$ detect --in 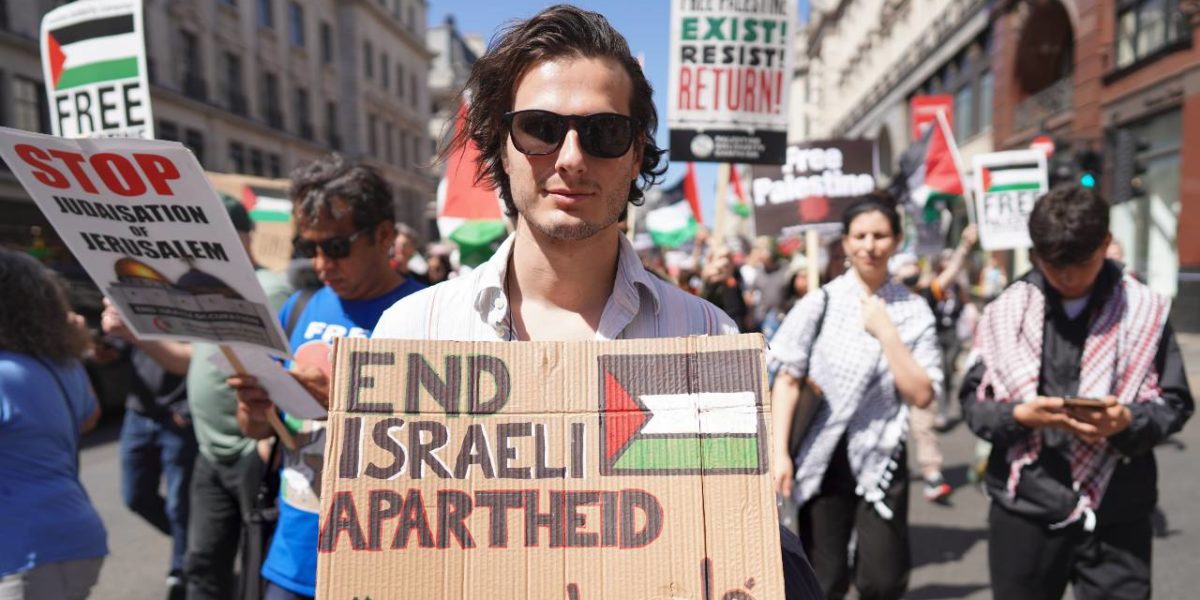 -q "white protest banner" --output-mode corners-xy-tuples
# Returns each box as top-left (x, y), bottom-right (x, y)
(0, 127), (290, 355)
(972, 150), (1048, 251)
(41, 0), (154, 139)
(668, 0), (795, 164)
